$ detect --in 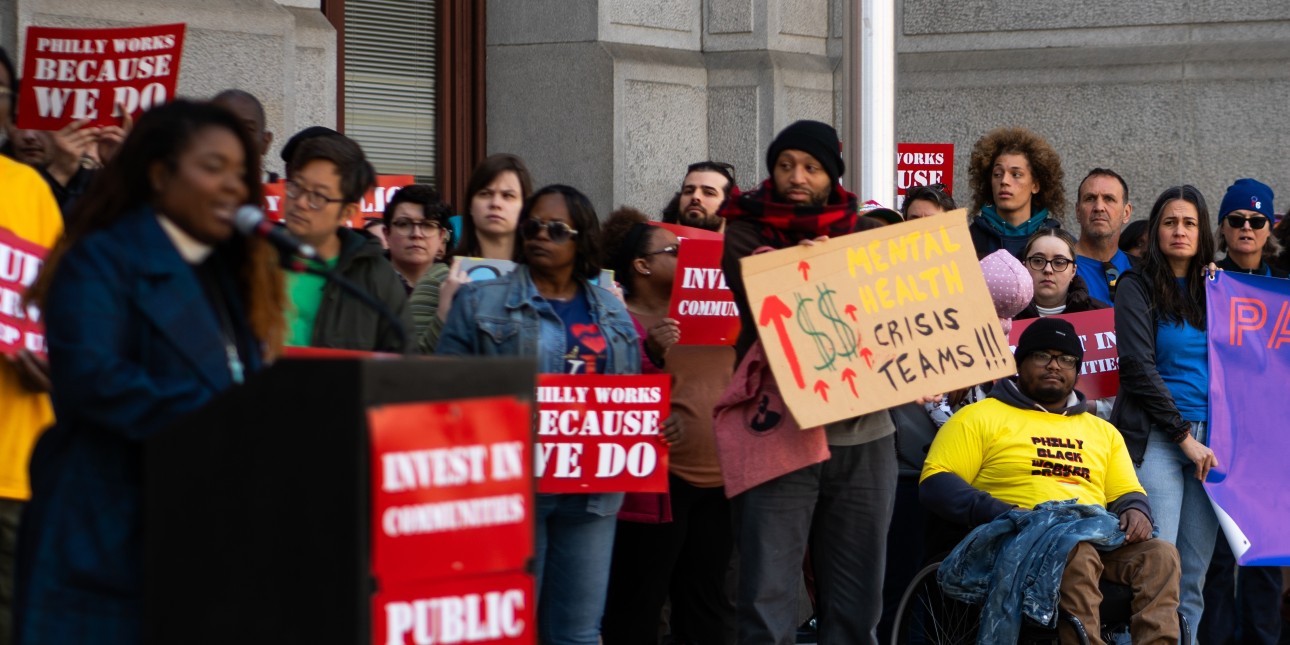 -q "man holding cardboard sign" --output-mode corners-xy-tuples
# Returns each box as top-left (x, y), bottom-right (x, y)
(718, 120), (896, 645)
